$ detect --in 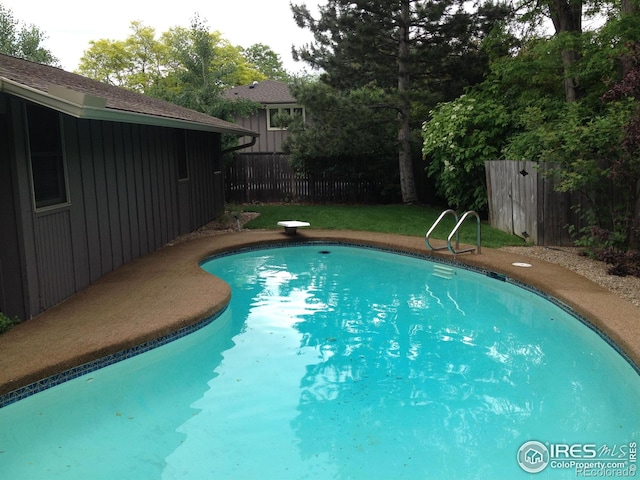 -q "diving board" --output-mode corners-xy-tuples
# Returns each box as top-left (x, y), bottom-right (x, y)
(277, 221), (310, 235)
